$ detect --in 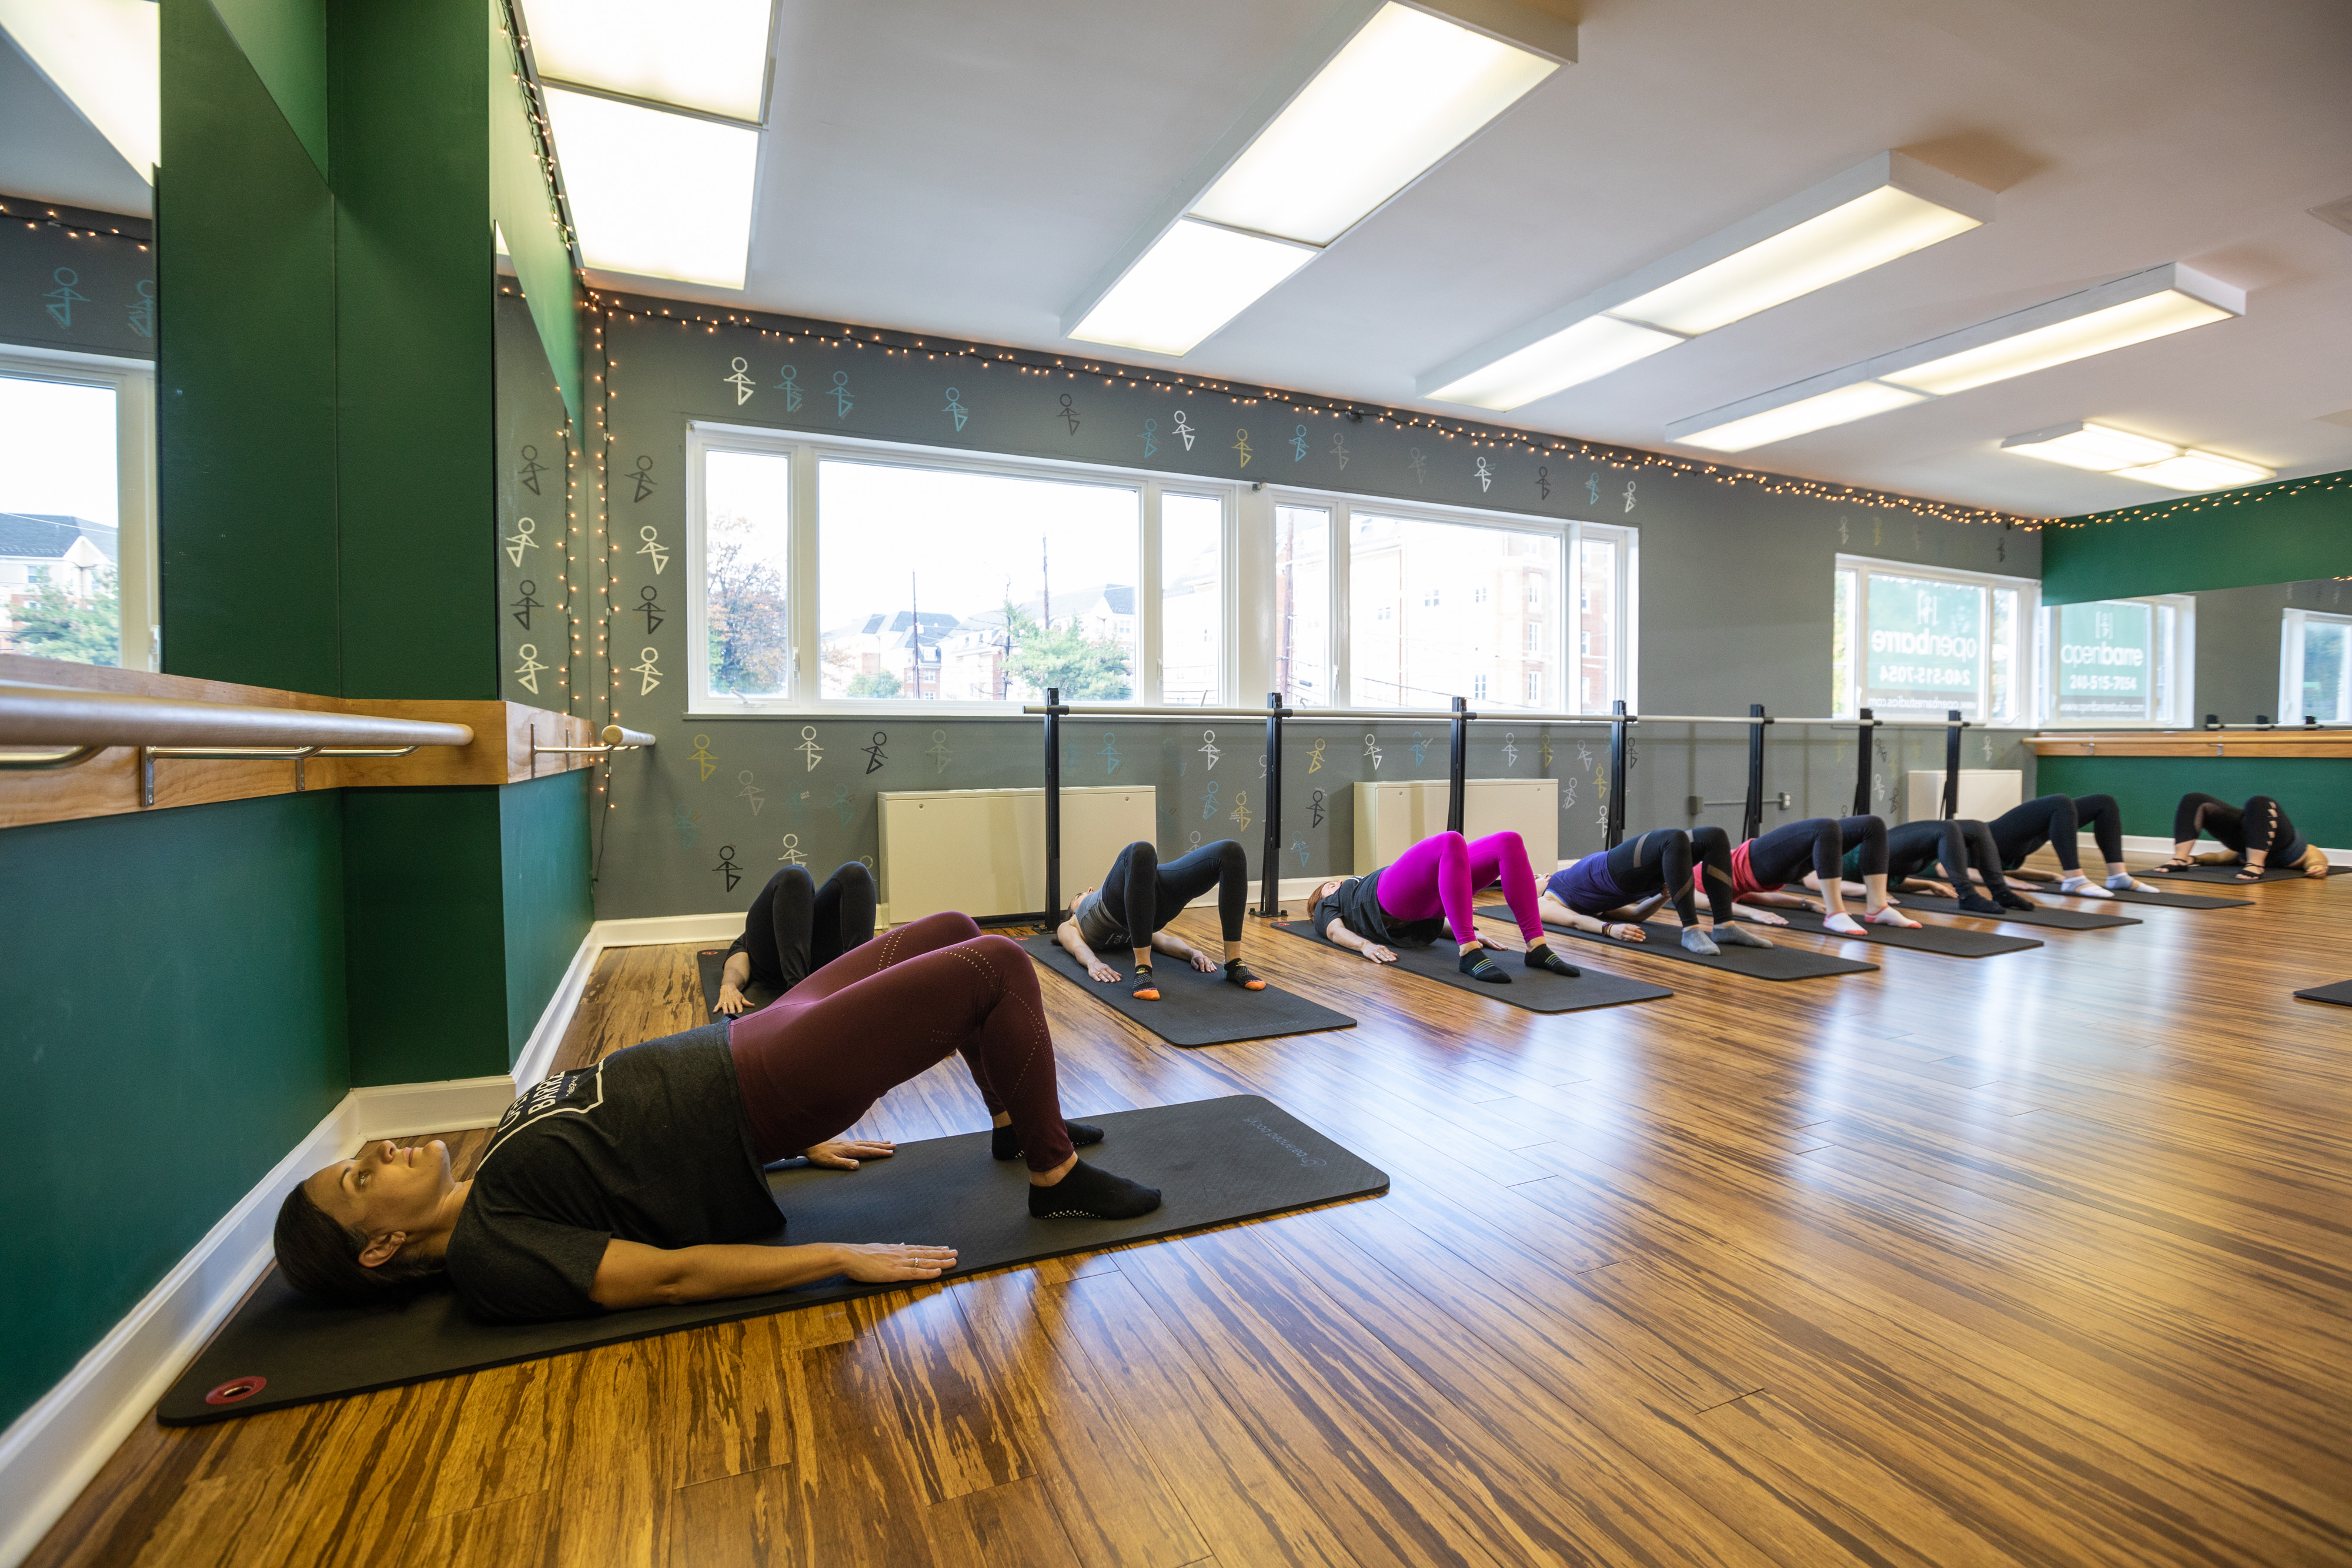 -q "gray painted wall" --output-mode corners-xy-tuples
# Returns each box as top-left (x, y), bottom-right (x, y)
(489, 297), (2042, 919)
